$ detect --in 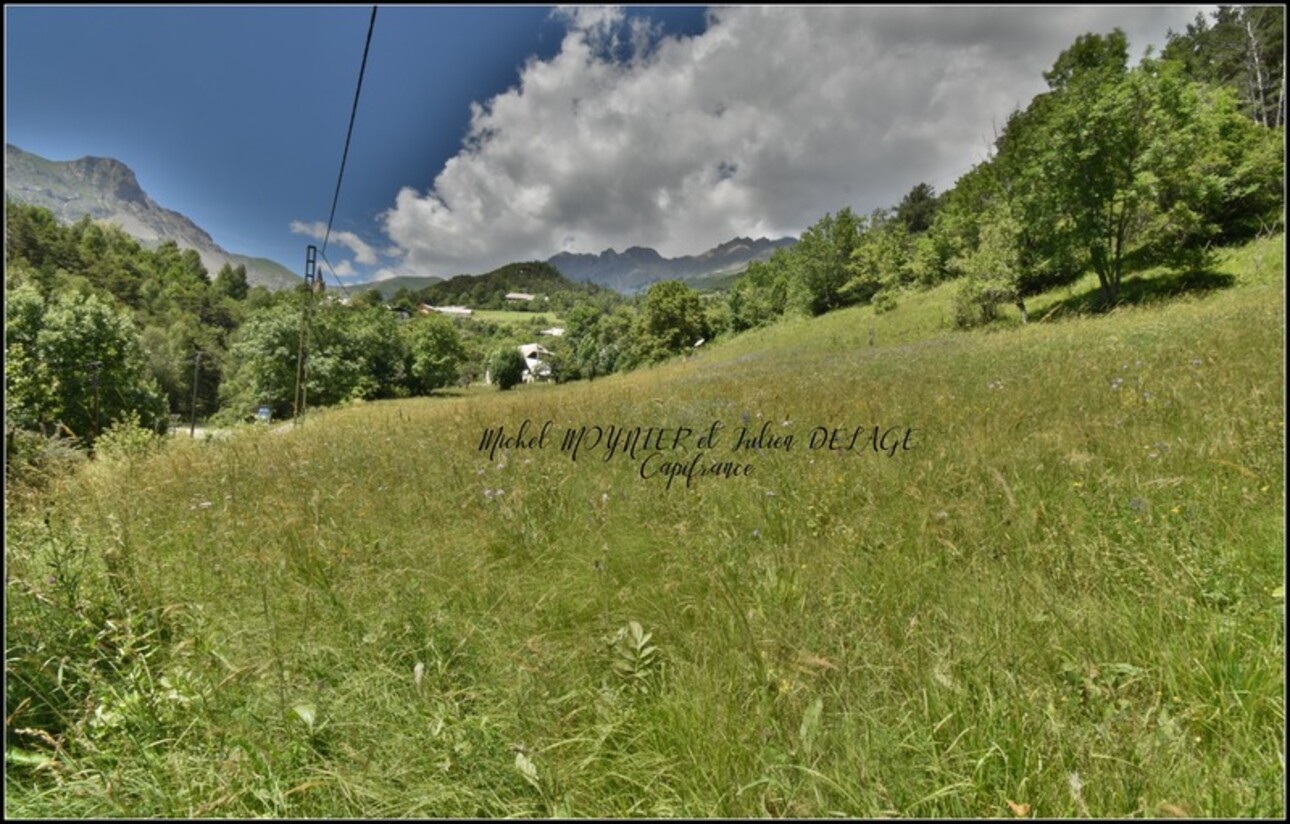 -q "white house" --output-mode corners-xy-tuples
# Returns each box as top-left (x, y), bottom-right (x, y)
(506, 292), (536, 302)
(539, 327), (566, 337)
(519, 343), (553, 383)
